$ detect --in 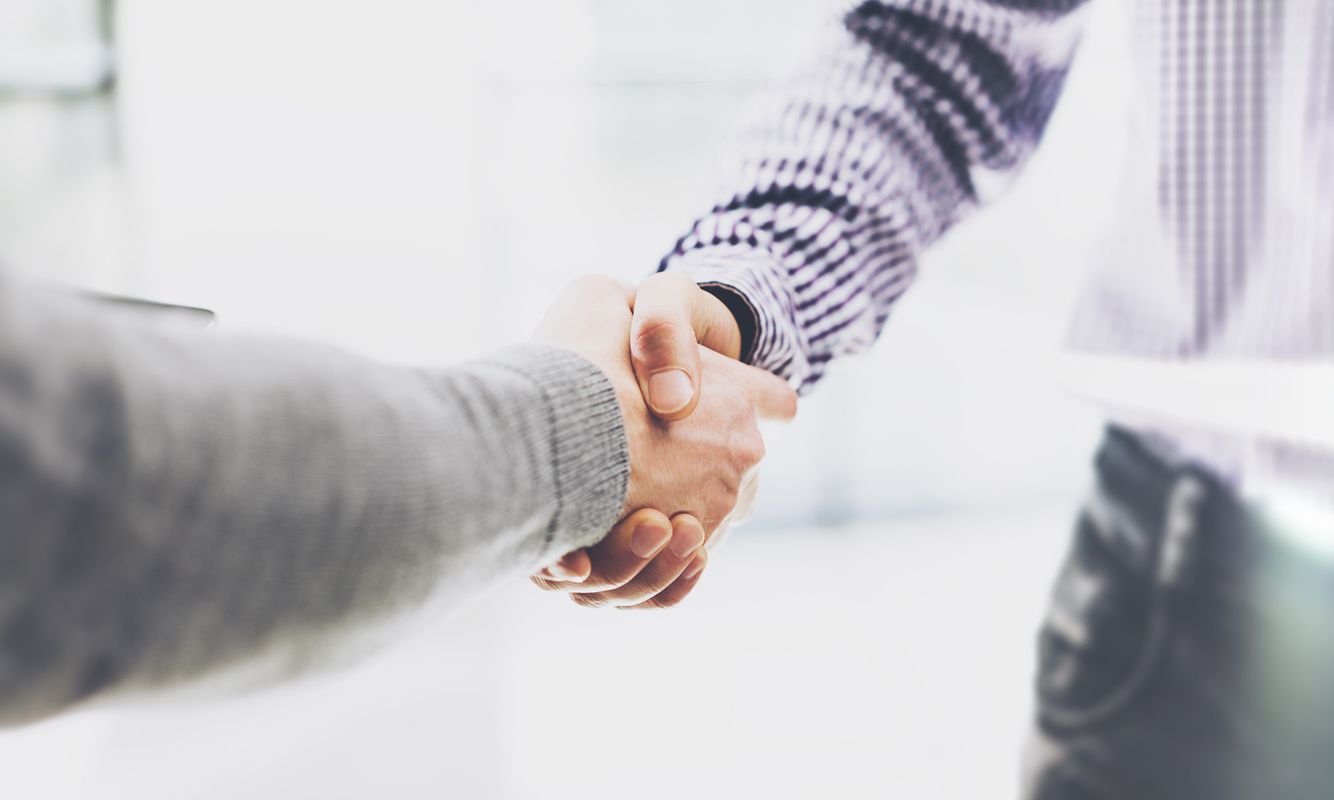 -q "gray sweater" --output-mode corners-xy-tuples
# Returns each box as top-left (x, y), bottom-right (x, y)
(0, 274), (629, 725)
